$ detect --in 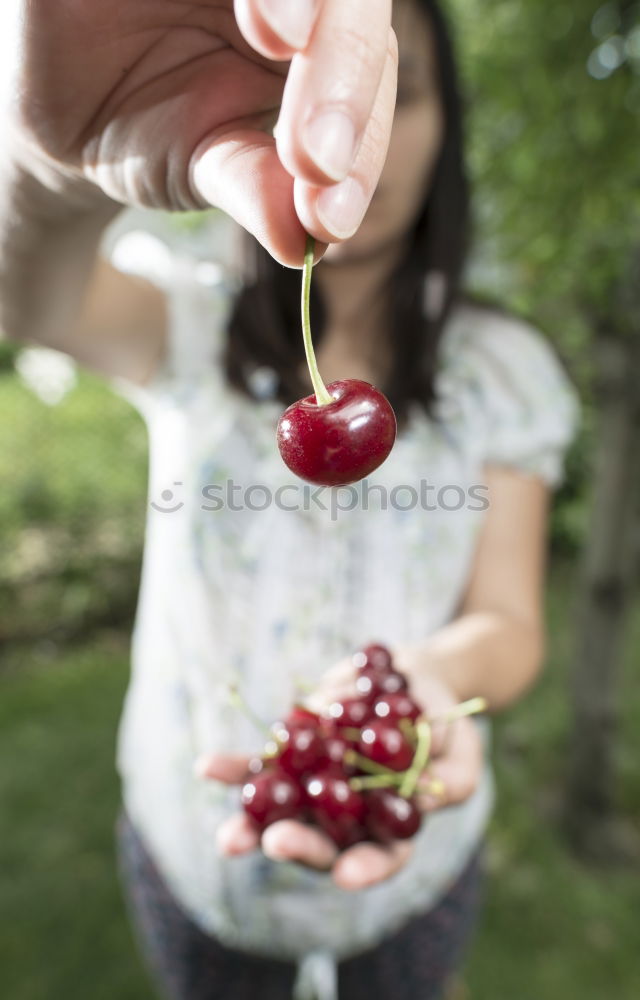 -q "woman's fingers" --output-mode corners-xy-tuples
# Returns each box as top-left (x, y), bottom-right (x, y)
(417, 718), (483, 812)
(236, 0), (321, 59)
(293, 25), (398, 241)
(217, 811), (261, 855)
(332, 839), (414, 891)
(261, 818), (339, 869)
(240, 0), (394, 185)
(217, 810), (415, 890)
(275, 0), (393, 182)
(199, 0), (397, 261)
(194, 752), (253, 783)
(191, 134), (326, 268)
